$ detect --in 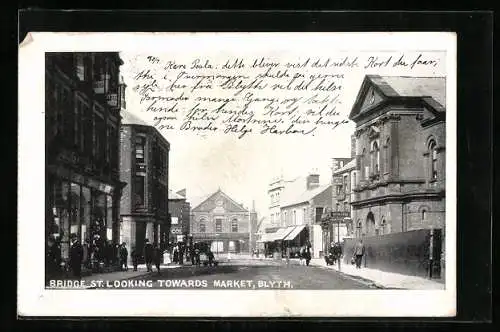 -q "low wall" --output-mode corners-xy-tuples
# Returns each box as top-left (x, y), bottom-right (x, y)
(343, 229), (443, 279)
